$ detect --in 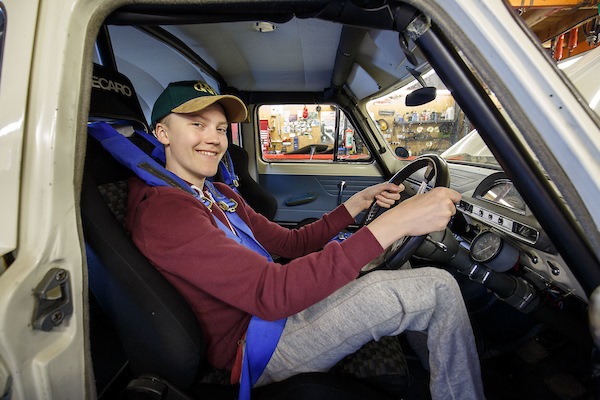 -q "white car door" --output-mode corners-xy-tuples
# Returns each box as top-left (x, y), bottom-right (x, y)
(0, 0), (89, 398)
